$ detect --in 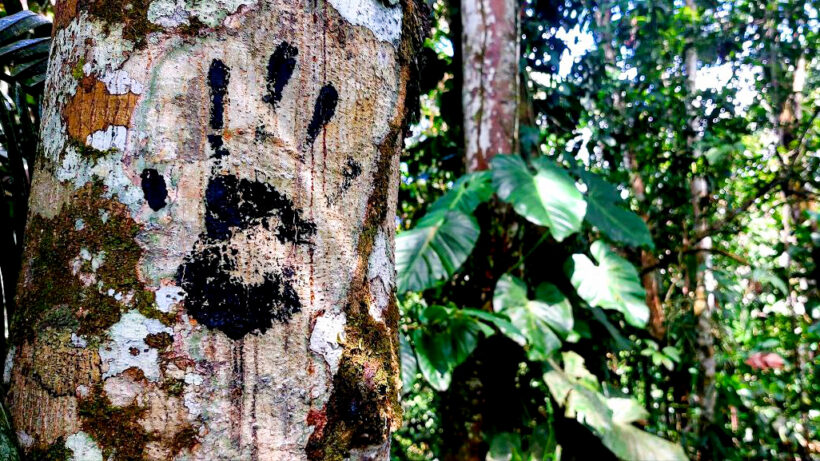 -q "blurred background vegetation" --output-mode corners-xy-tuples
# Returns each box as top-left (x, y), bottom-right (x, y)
(0, 0), (818, 460)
